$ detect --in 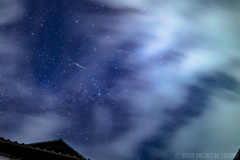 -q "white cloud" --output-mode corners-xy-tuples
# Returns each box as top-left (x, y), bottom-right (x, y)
(0, 112), (70, 144)
(86, 1), (240, 159)
(0, 0), (24, 25)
